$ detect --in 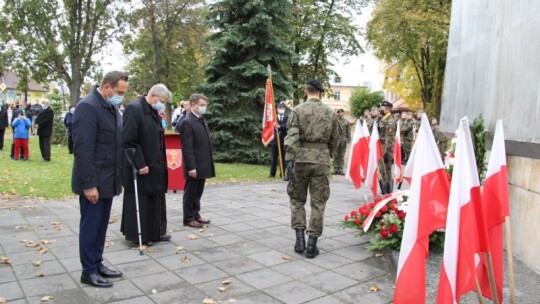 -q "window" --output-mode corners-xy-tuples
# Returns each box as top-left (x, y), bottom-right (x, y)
(360, 64), (365, 73)
(334, 76), (341, 83)
(335, 91), (341, 101)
